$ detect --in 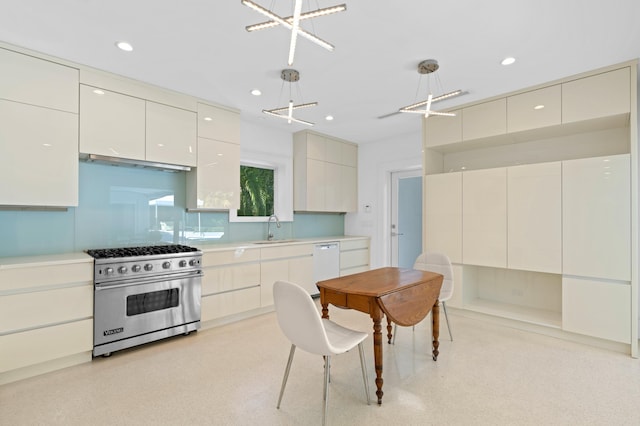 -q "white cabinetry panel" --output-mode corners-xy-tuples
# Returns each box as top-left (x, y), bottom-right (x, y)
(424, 172), (462, 263)
(507, 162), (561, 273)
(562, 154), (630, 280)
(146, 102), (197, 166)
(196, 103), (240, 144)
(0, 100), (78, 206)
(563, 277), (630, 343)
(462, 168), (507, 268)
(79, 84), (146, 160)
(507, 85), (561, 133)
